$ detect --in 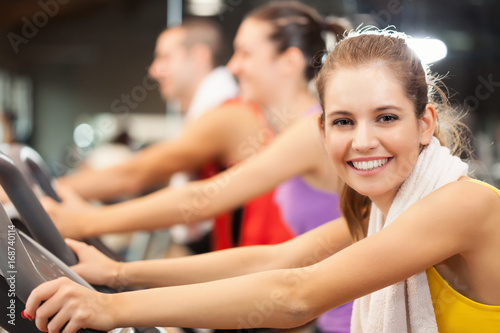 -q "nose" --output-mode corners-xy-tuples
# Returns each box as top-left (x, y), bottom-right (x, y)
(352, 122), (378, 152)
(148, 58), (161, 81)
(227, 53), (240, 76)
